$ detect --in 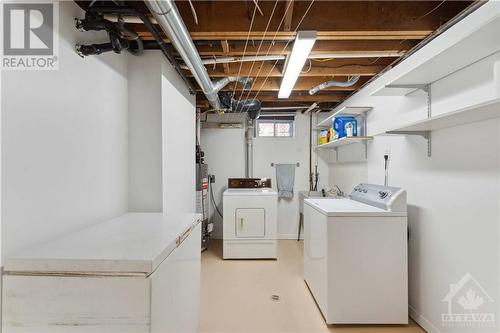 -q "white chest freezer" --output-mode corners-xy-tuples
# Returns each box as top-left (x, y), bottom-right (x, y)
(2, 212), (202, 333)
